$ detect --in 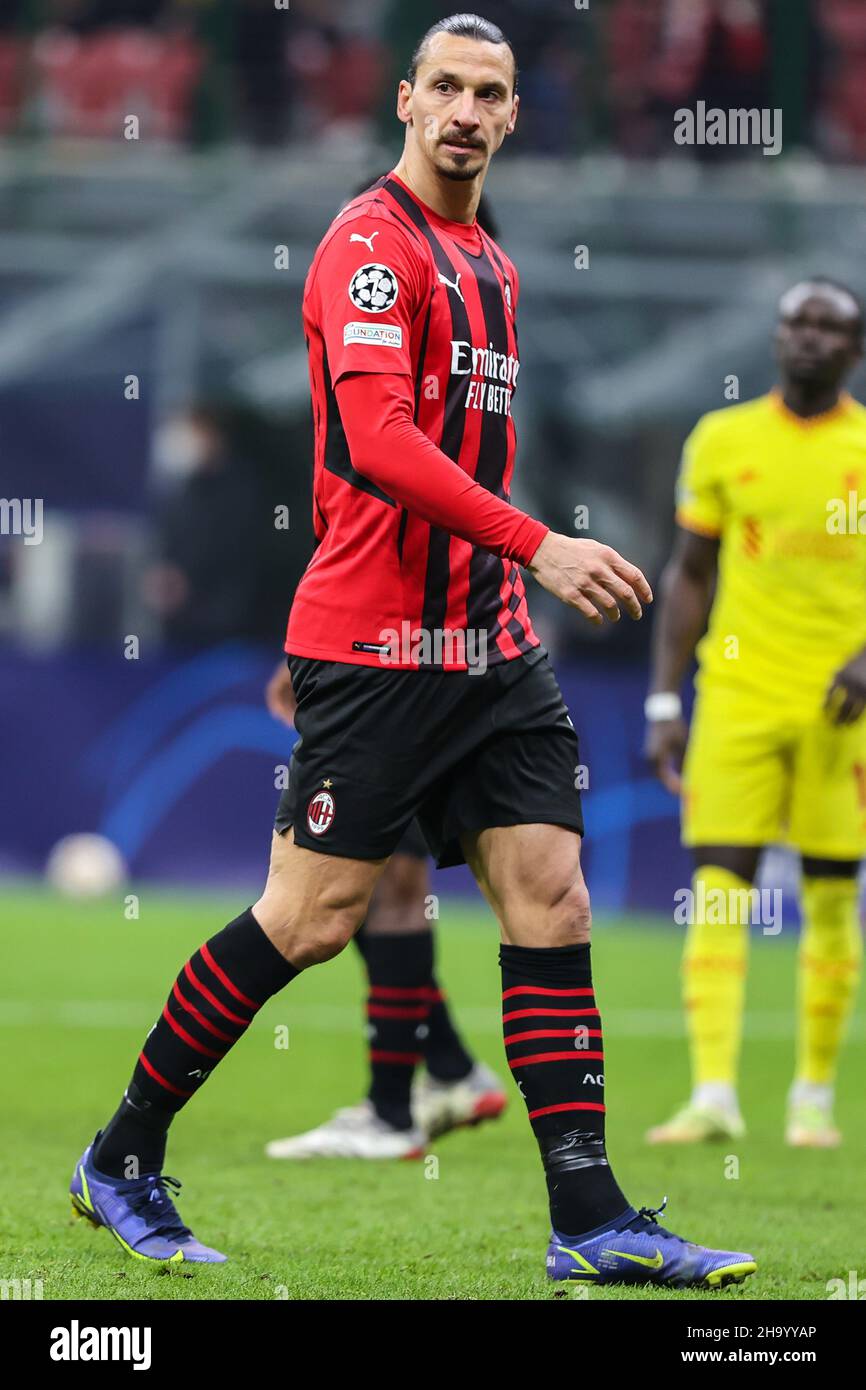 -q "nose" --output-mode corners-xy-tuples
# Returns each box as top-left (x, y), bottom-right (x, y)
(795, 328), (822, 351)
(452, 93), (481, 131)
